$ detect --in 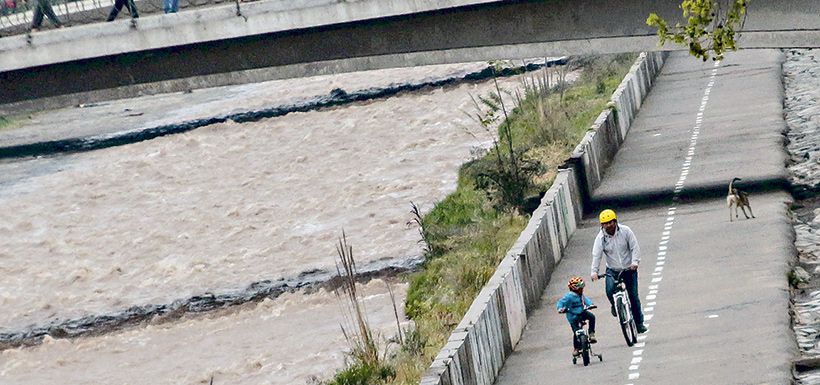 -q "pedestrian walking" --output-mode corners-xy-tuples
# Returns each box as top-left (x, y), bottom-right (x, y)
(29, 0), (63, 32)
(106, 0), (138, 21)
(163, 0), (177, 13)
